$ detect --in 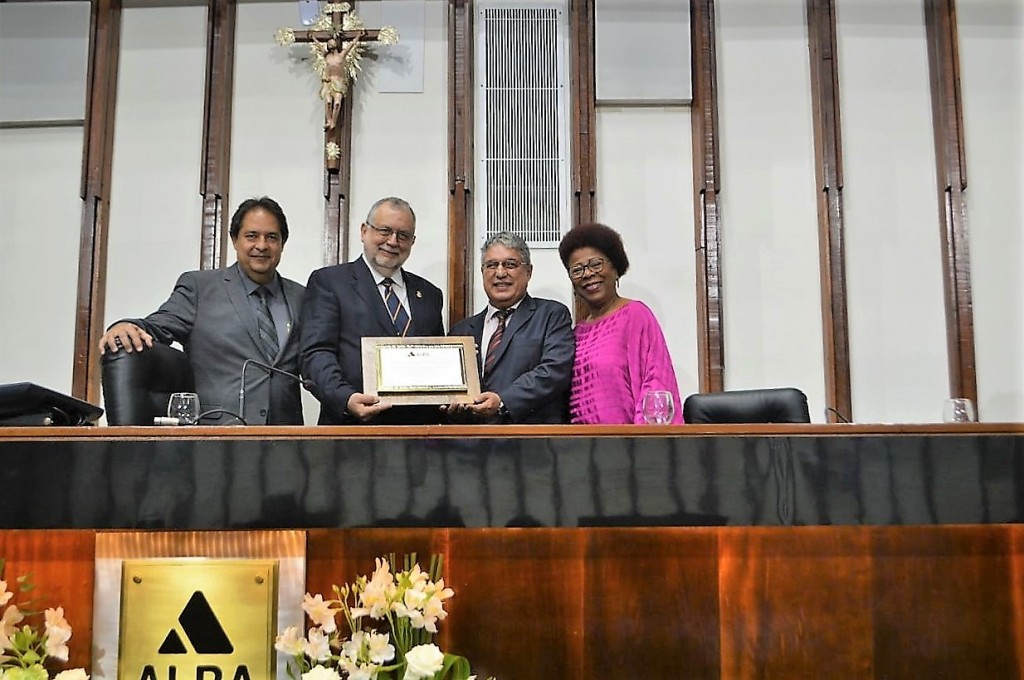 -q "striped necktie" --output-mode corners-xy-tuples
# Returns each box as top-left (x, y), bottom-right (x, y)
(484, 308), (511, 374)
(381, 278), (411, 336)
(254, 285), (280, 361)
